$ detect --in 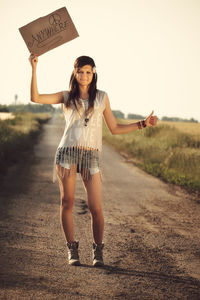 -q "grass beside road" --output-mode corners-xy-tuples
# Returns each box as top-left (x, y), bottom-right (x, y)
(0, 112), (51, 176)
(103, 120), (200, 195)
